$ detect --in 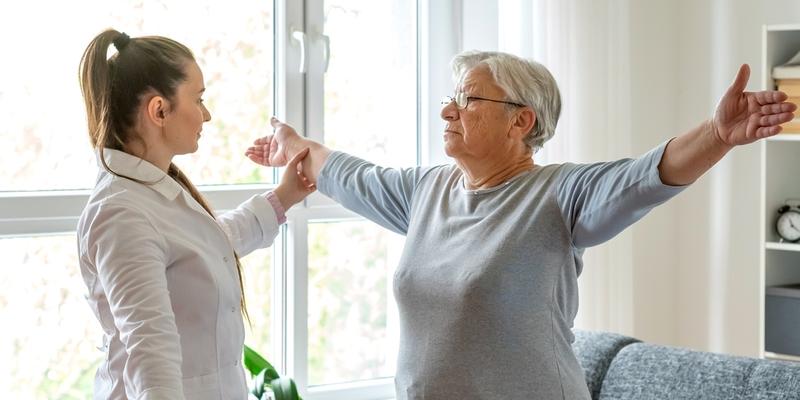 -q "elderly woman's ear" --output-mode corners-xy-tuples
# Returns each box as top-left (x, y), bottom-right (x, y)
(510, 107), (536, 140)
